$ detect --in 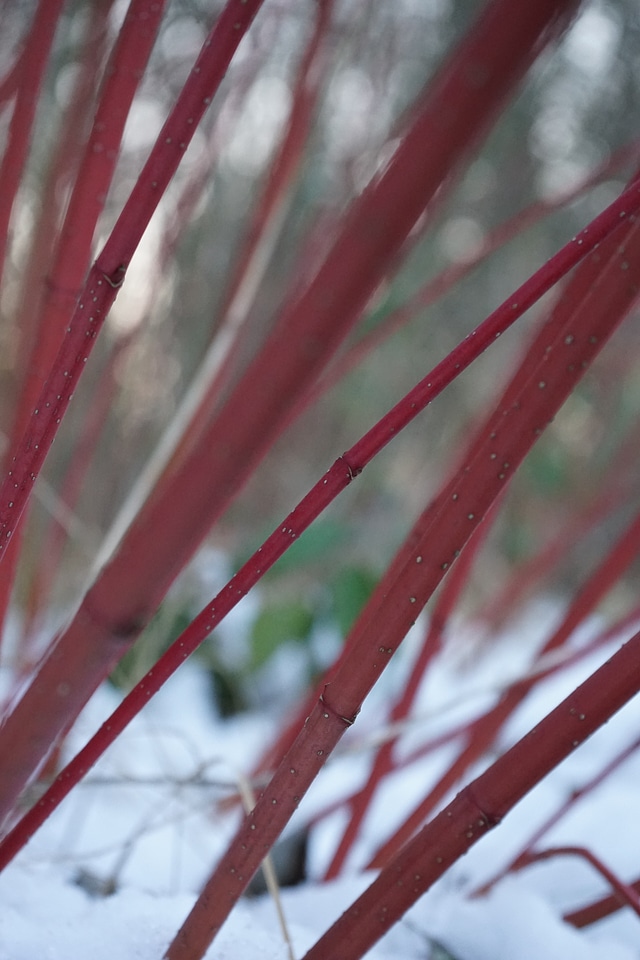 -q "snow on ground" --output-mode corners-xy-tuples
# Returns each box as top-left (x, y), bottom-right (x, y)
(1, 601), (640, 959)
